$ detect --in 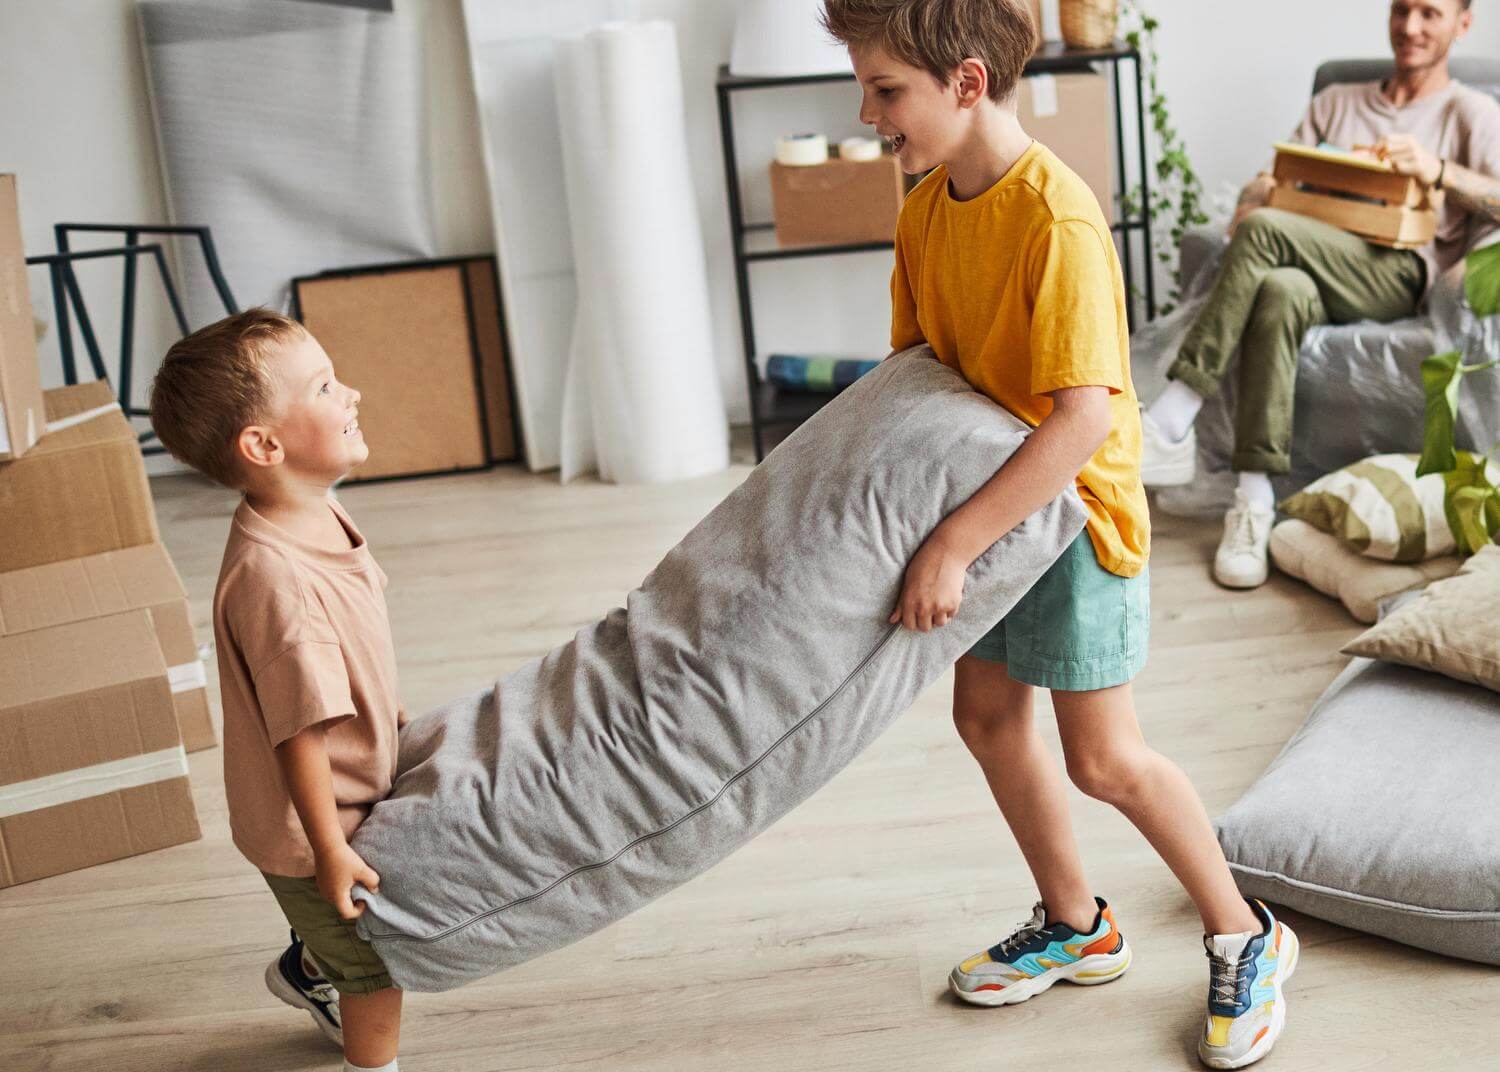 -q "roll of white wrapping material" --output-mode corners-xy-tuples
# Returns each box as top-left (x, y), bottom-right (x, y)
(838, 136), (882, 162)
(554, 21), (728, 484)
(775, 133), (830, 166)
